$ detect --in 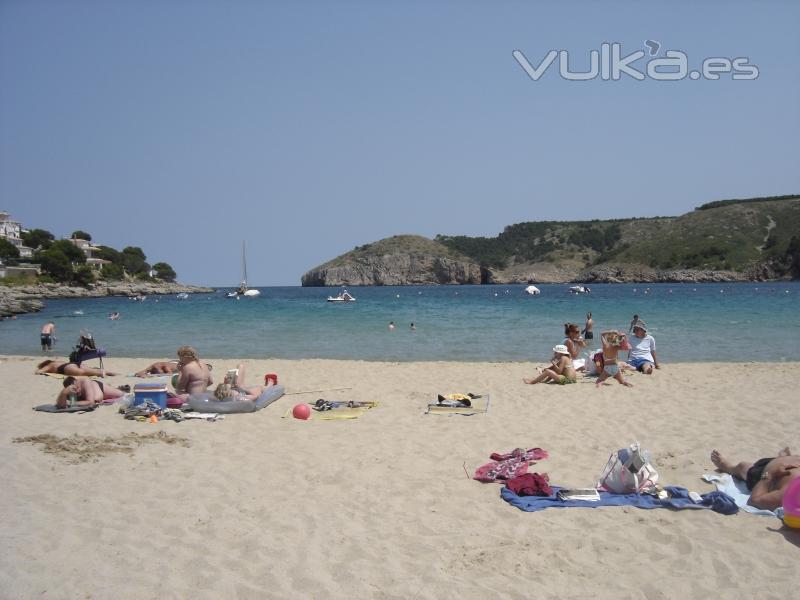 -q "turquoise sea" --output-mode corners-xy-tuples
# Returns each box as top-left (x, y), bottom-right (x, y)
(1, 283), (798, 362)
